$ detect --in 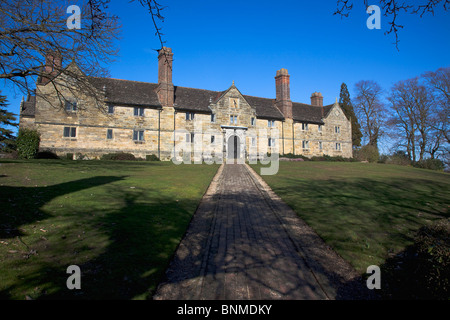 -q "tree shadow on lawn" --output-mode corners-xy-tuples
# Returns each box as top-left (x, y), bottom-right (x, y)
(0, 176), (126, 239)
(0, 182), (199, 300)
(265, 176), (449, 298)
(270, 176), (449, 228)
(1, 173), (447, 300)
